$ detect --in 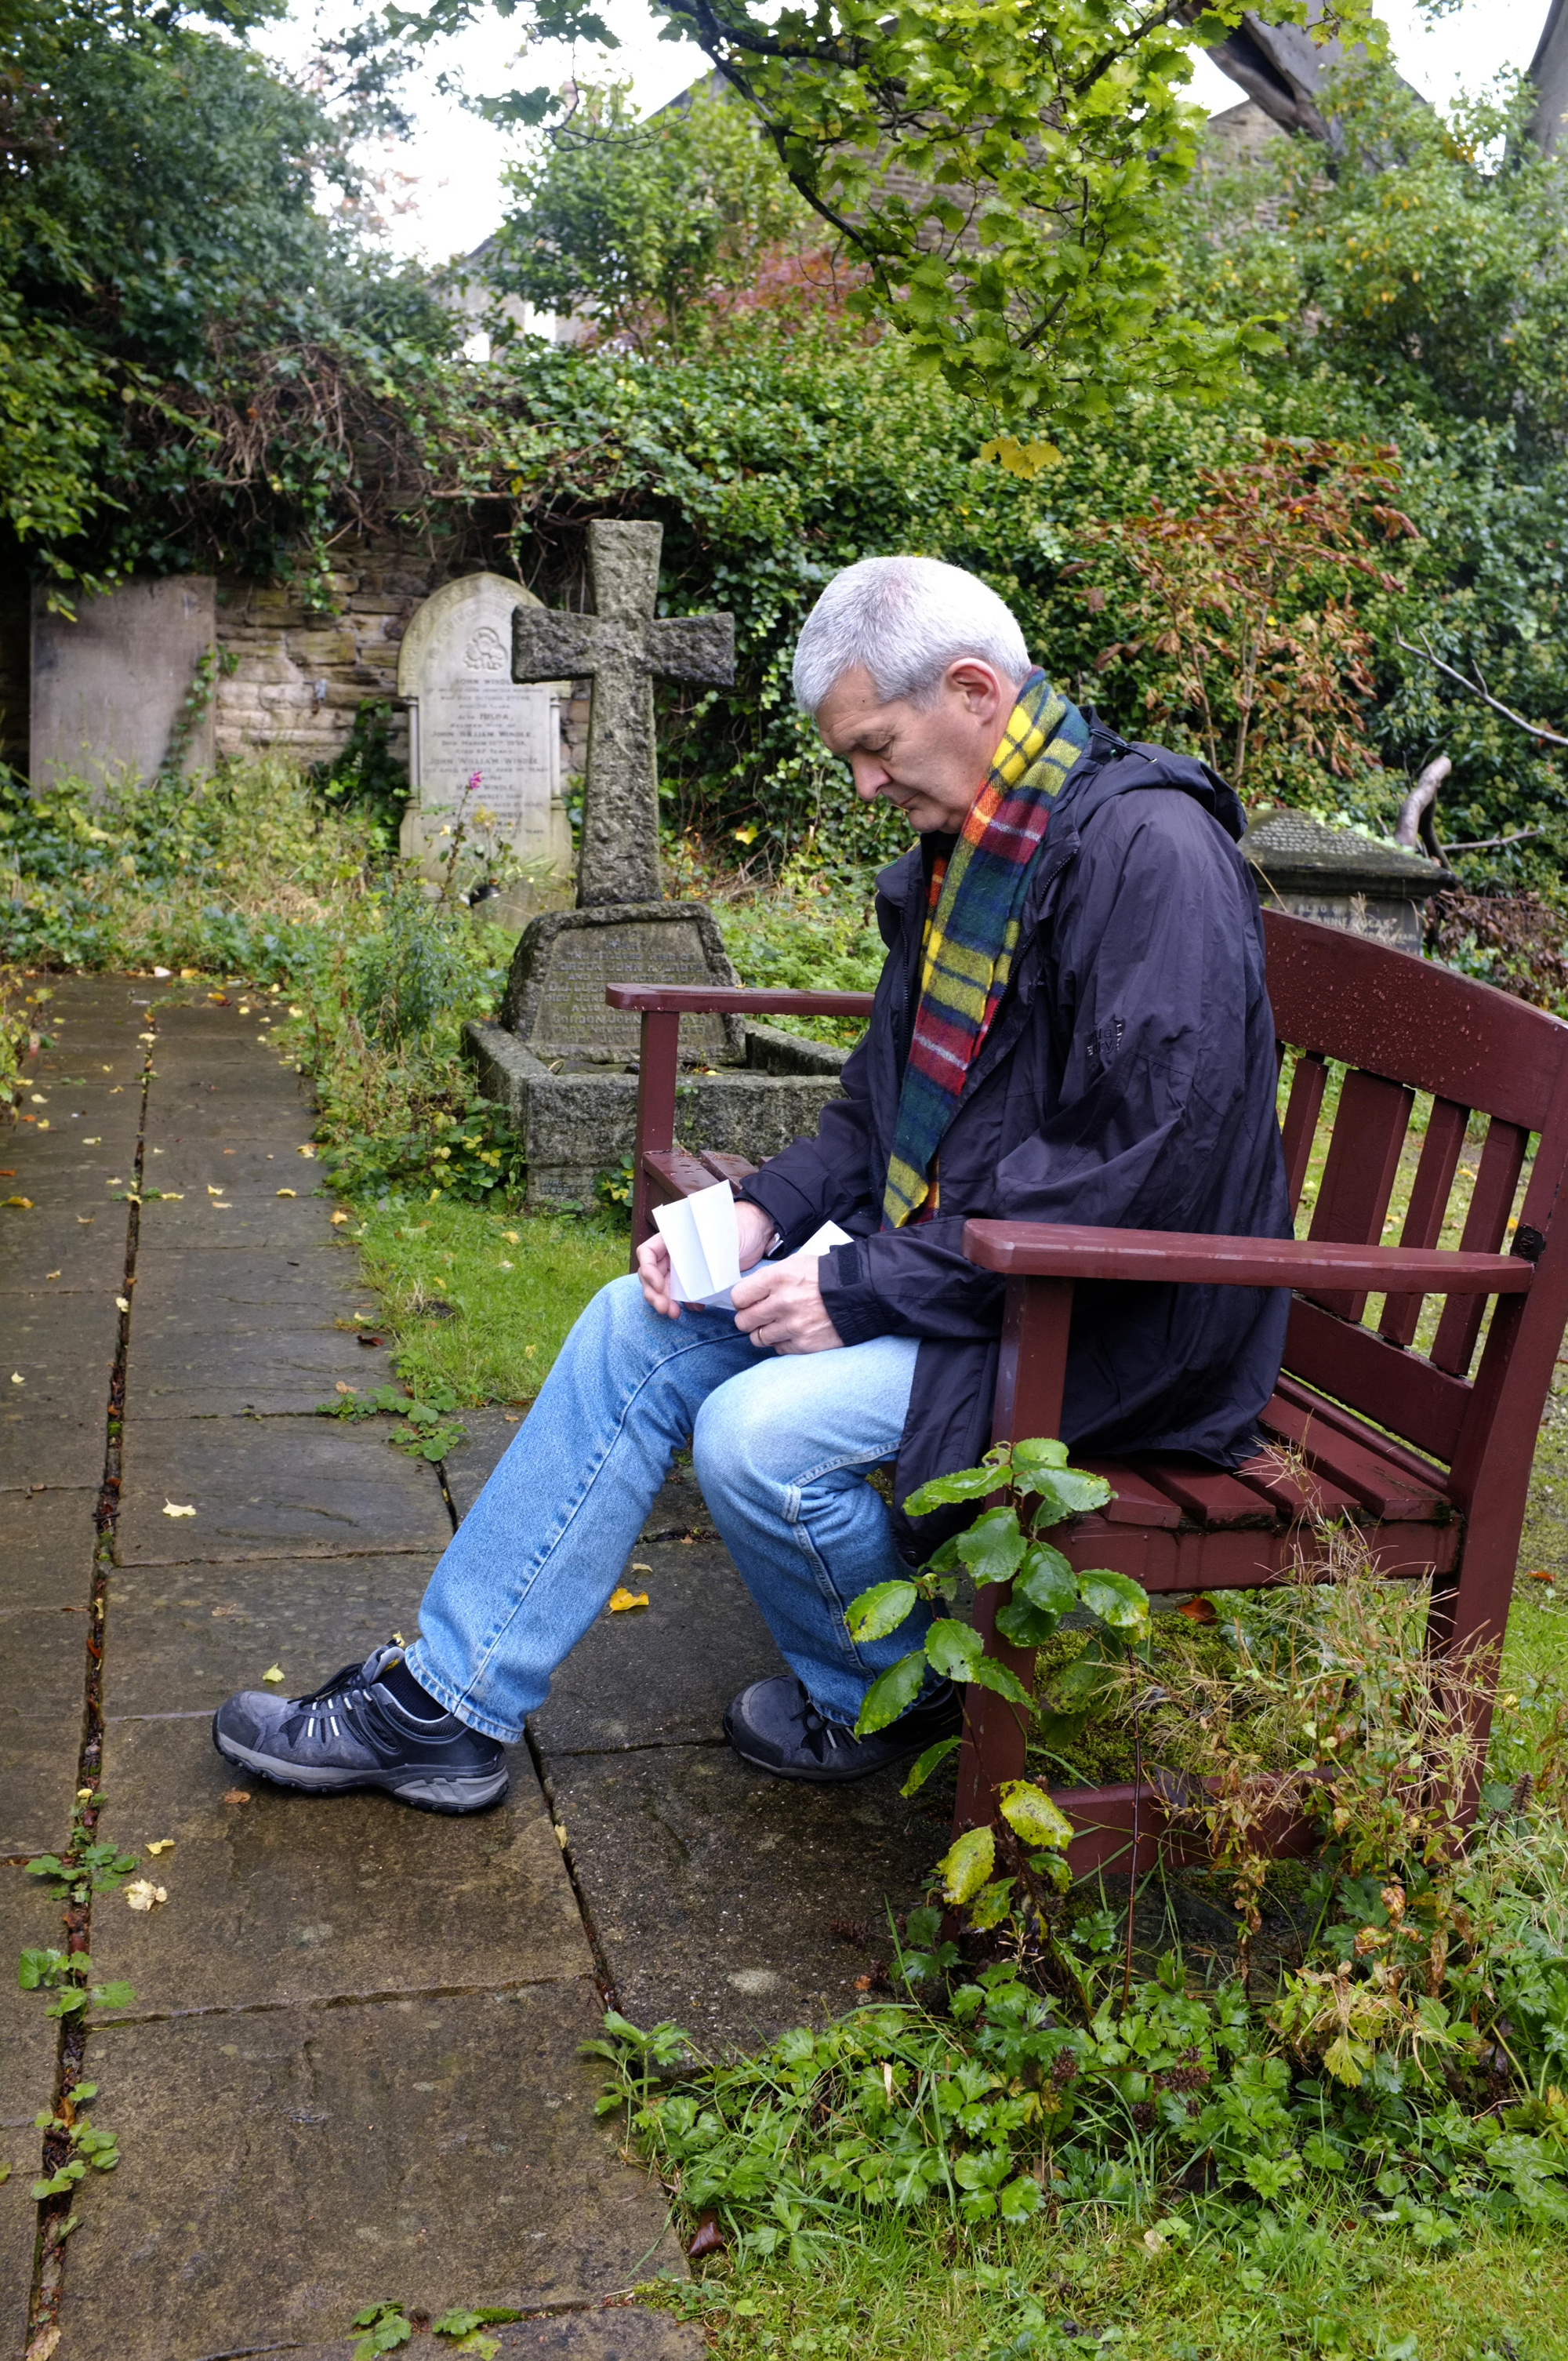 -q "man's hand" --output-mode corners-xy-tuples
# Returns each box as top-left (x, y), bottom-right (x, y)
(731, 1257), (844, 1355)
(636, 1197), (779, 1320)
